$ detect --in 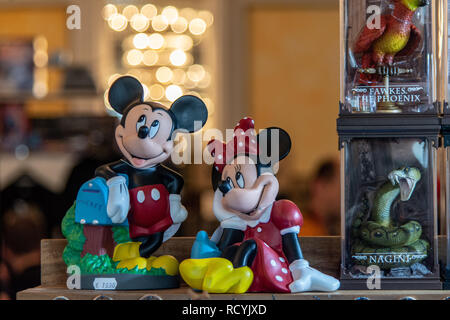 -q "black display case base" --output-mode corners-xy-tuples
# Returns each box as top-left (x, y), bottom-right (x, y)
(339, 278), (442, 290)
(443, 268), (450, 290)
(79, 274), (179, 290)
